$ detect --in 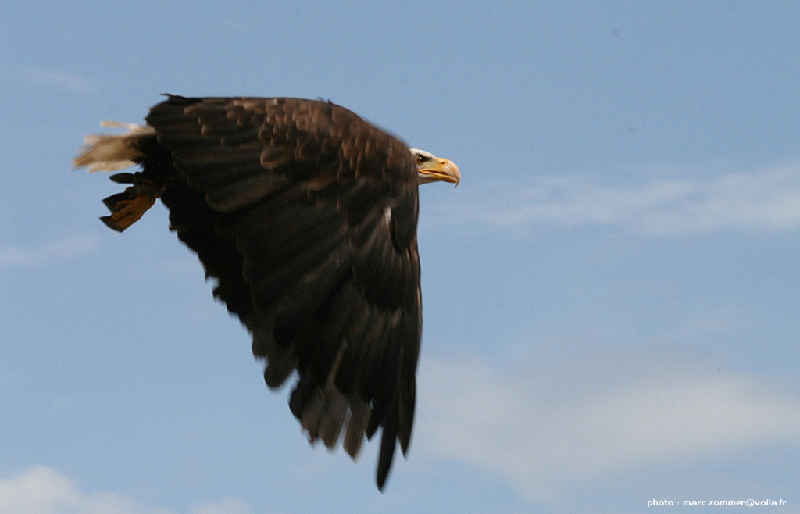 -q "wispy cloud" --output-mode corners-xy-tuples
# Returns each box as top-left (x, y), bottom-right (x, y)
(17, 65), (99, 93)
(0, 466), (251, 514)
(0, 235), (99, 268)
(434, 163), (800, 235)
(417, 354), (800, 501)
